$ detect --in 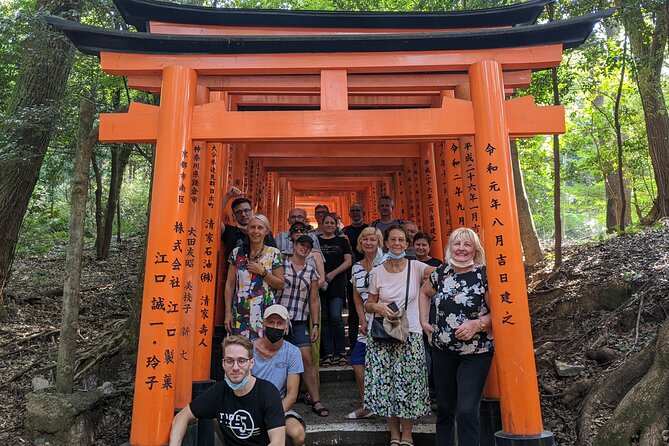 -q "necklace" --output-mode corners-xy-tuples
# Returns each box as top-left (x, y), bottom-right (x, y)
(250, 245), (265, 261)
